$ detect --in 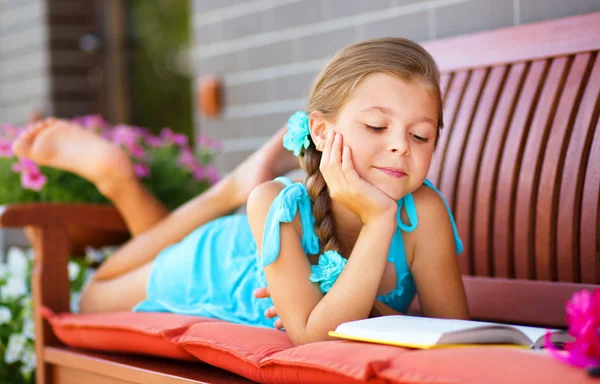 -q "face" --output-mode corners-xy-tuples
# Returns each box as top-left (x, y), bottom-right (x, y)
(313, 72), (438, 200)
